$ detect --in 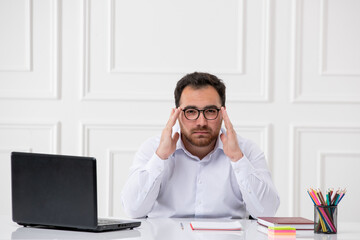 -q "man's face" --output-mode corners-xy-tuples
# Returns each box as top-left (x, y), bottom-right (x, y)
(178, 85), (223, 148)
